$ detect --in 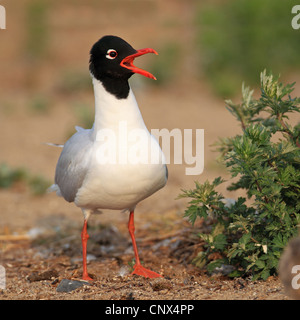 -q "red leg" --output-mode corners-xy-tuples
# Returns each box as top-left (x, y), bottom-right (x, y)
(81, 219), (93, 281)
(128, 211), (162, 278)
